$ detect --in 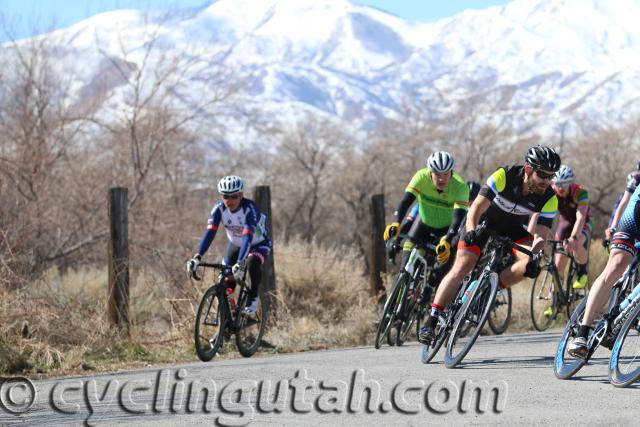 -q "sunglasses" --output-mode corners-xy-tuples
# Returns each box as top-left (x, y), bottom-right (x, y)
(534, 169), (555, 180)
(554, 182), (570, 190)
(222, 194), (240, 200)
